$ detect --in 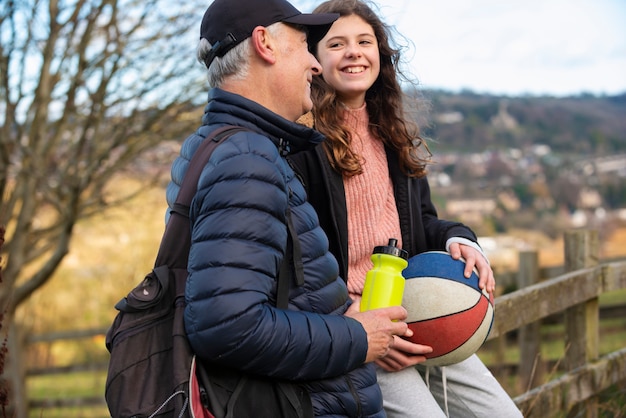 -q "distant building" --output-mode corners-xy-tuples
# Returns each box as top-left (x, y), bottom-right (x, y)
(490, 100), (518, 131)
(446, 199), (497, 224)
(435, 111), (464, 124)
(578, 188), (603, 209)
